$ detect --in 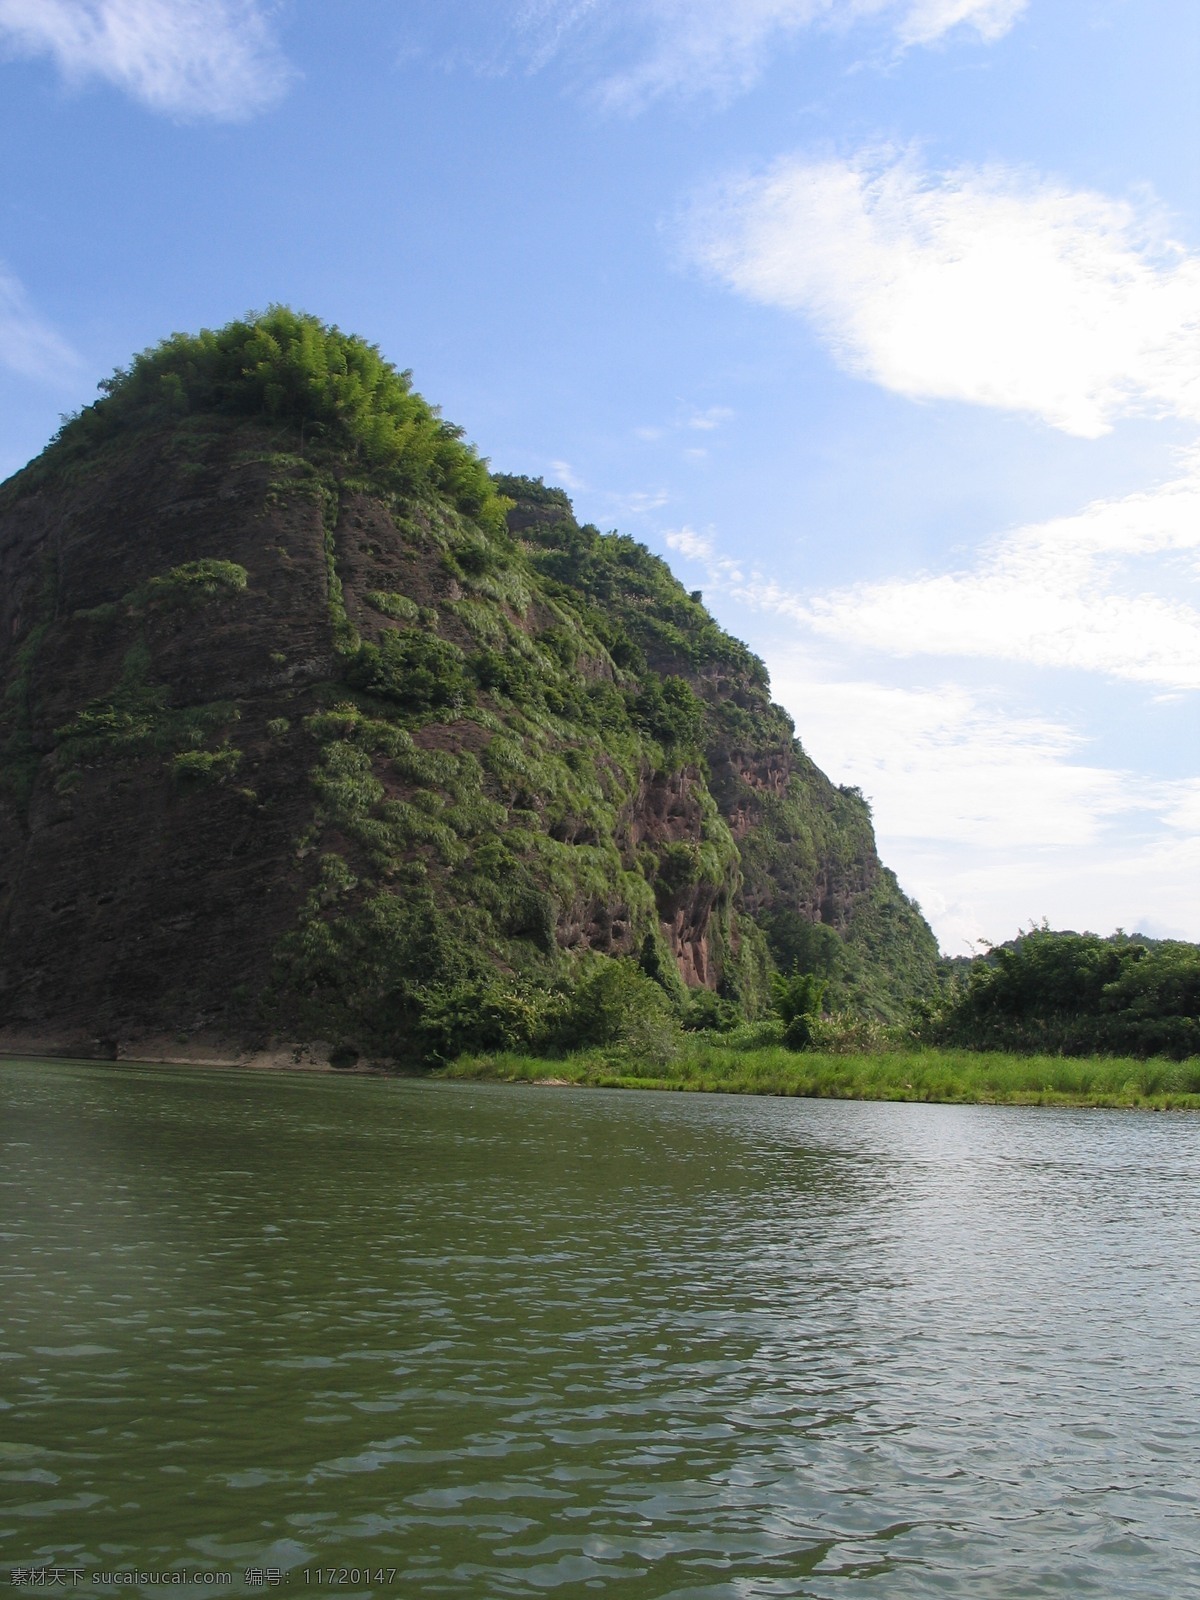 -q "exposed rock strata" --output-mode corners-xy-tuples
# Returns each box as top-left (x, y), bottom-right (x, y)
(0, 327), (938, 1055)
